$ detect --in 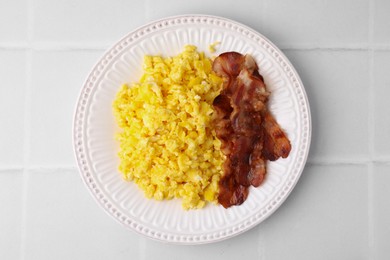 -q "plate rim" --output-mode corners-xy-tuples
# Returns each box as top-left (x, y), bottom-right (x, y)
(72, 14), (312, 245)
